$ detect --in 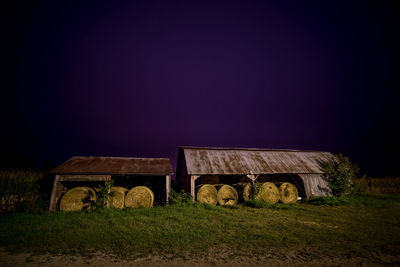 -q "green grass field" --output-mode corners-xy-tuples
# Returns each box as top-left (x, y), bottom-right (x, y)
(0, 194), (399, 260)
